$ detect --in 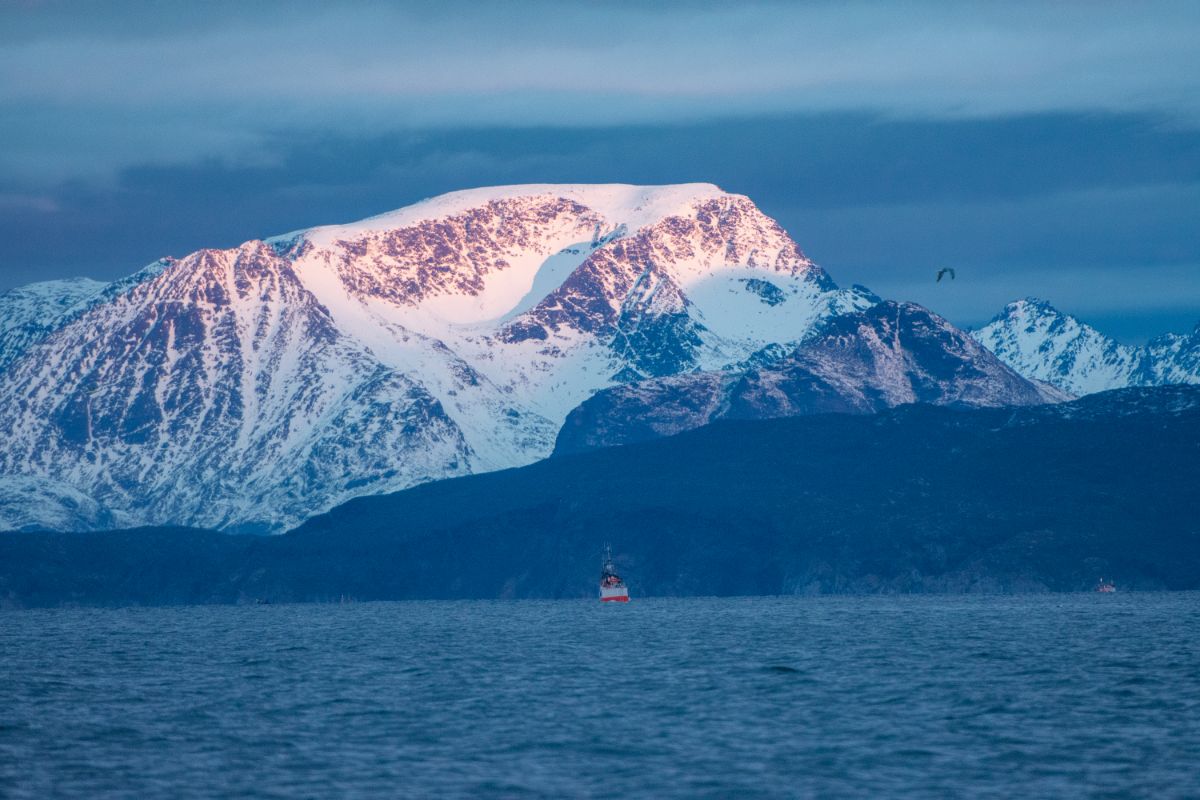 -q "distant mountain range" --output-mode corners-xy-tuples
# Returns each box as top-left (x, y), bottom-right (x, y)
(0, 185), (1195, 534)
(972, 298), (1200, 396)
(2, 385), (1197, 607)
(556, 300), (1066, 454)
